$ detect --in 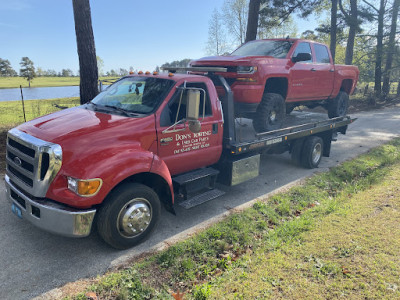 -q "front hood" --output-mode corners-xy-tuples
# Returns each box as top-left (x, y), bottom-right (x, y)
(191, 55), (273, 66)
(17, 106), (156, 154)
